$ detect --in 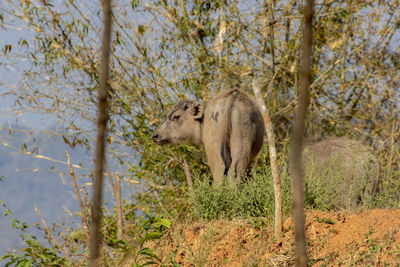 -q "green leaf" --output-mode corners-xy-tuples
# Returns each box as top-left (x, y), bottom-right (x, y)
(0, 254), (12, 261)
(138, 25), (145, 35)
(137, 247), (160, 261)
(131, 0), (139, 10)
(20, 259), (33, 267)
(140, 232), (161, 243)
(152, 218), (171, 229)
(141, 261), (159, 266)
(5, 258), (17, 267)
(3, 44), (12, 55)
(18, 39), (29, 48)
